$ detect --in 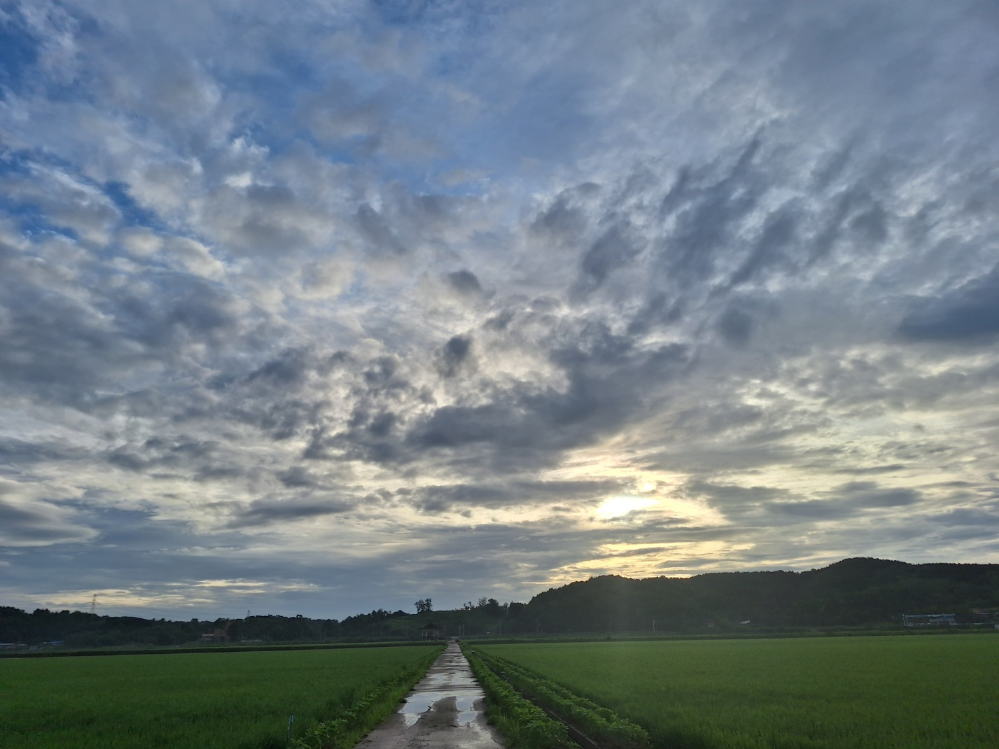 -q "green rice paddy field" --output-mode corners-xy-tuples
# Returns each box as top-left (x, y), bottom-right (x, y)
(479, 635), (999, 749)
(0, 644), (441, 749)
